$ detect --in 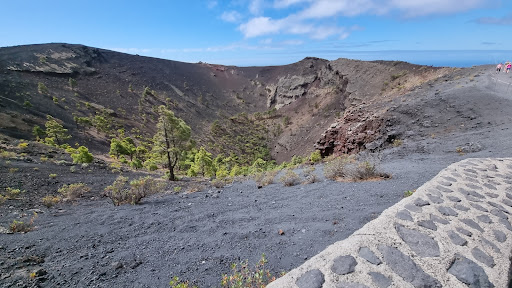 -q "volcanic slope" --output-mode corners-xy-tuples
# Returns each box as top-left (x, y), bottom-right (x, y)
(1, 62), (512, 287)
(0, 43), (451, 162)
